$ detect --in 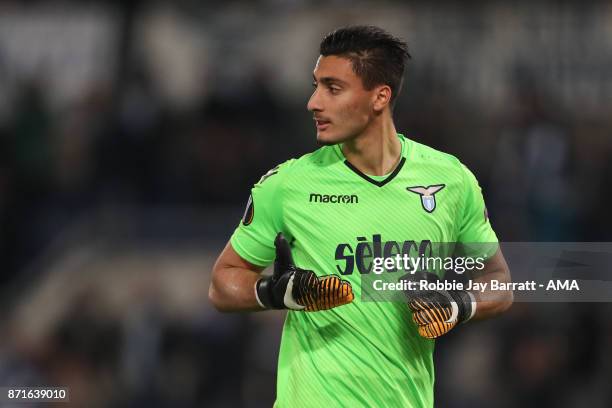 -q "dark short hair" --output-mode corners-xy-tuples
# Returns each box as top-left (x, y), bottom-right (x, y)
(319, 25), (411, 105)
